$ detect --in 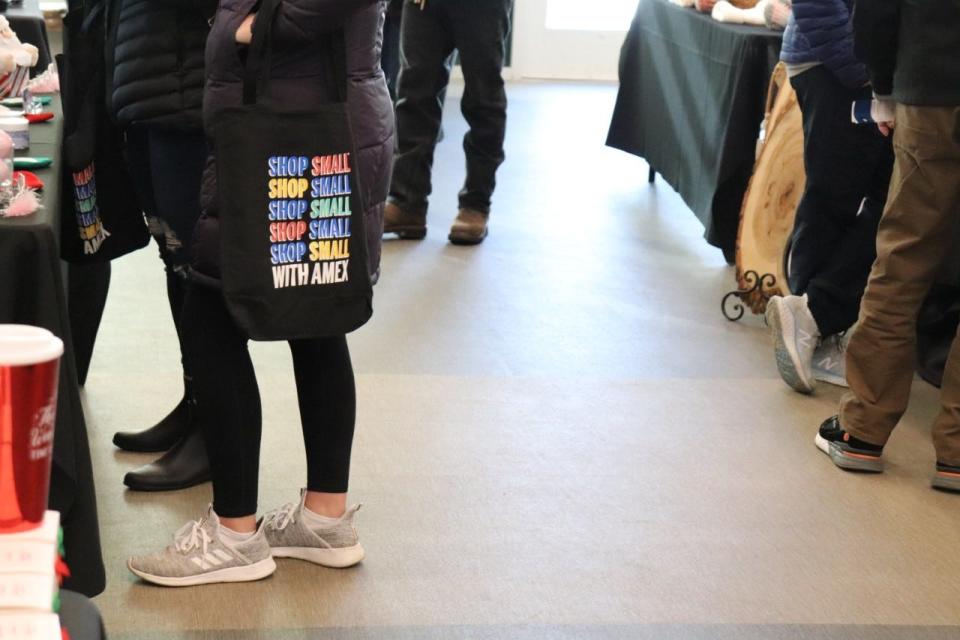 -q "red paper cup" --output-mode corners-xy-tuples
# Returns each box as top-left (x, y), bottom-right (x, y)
(0, 325), (63, 533)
